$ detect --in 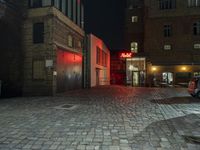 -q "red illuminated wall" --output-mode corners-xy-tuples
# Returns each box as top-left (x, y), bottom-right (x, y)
(57, 49), (82, 92)
(110, 50), (126, 85)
